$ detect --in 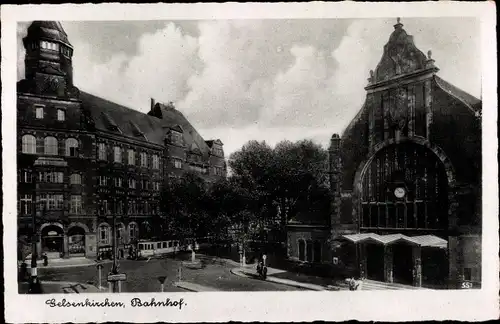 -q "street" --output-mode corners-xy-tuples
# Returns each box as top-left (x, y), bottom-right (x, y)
(35, 256), (306, 292)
